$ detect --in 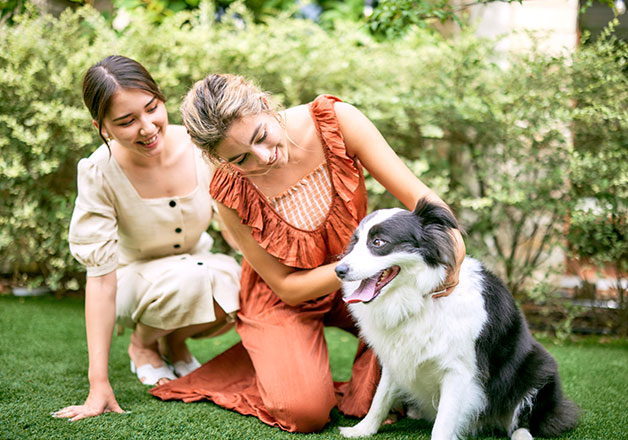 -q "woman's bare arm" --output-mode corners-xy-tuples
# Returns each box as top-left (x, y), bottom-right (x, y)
(216, 202), (341, 306)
